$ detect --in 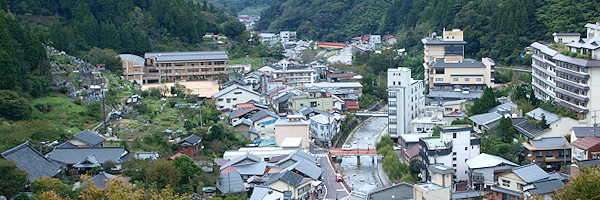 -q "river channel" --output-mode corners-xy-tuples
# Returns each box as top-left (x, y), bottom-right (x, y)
(340, 117), (388, 194)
